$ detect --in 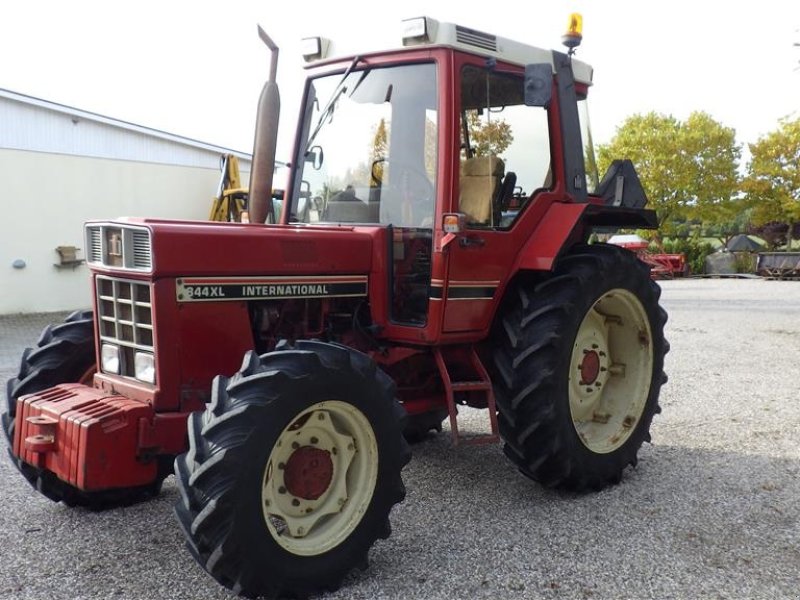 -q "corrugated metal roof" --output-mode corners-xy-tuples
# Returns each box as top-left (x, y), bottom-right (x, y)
(0, 88), (252, 169)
